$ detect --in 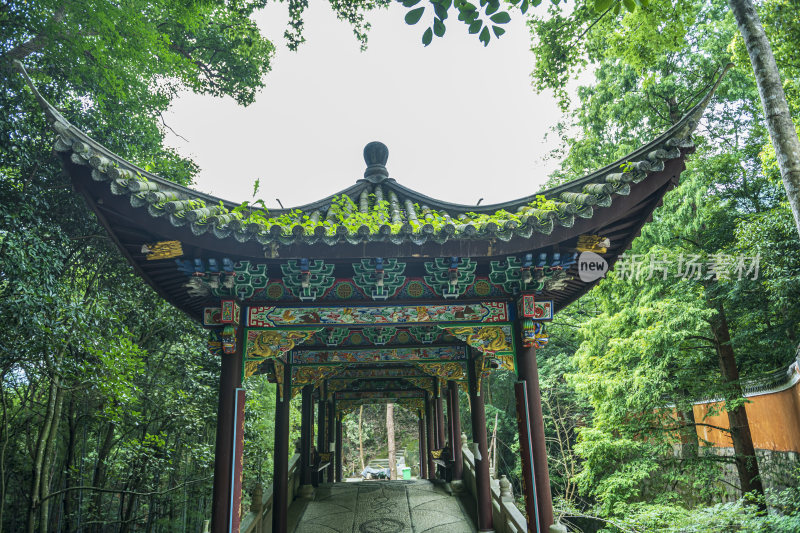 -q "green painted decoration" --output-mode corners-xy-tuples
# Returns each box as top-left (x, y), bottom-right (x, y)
(317, 327), (350, 346)
(280, 259), (335, 301)
(423, 257), (476, 299)
(489, 256), (537, 293)
(352, 258), (407, 300)
(489, 256), (570, 293)
(362, 327), (398, 346)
